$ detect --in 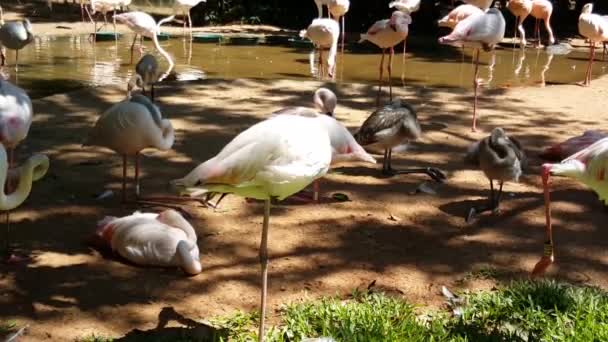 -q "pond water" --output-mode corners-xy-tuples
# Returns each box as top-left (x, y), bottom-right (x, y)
(4, 33), (605, 99)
